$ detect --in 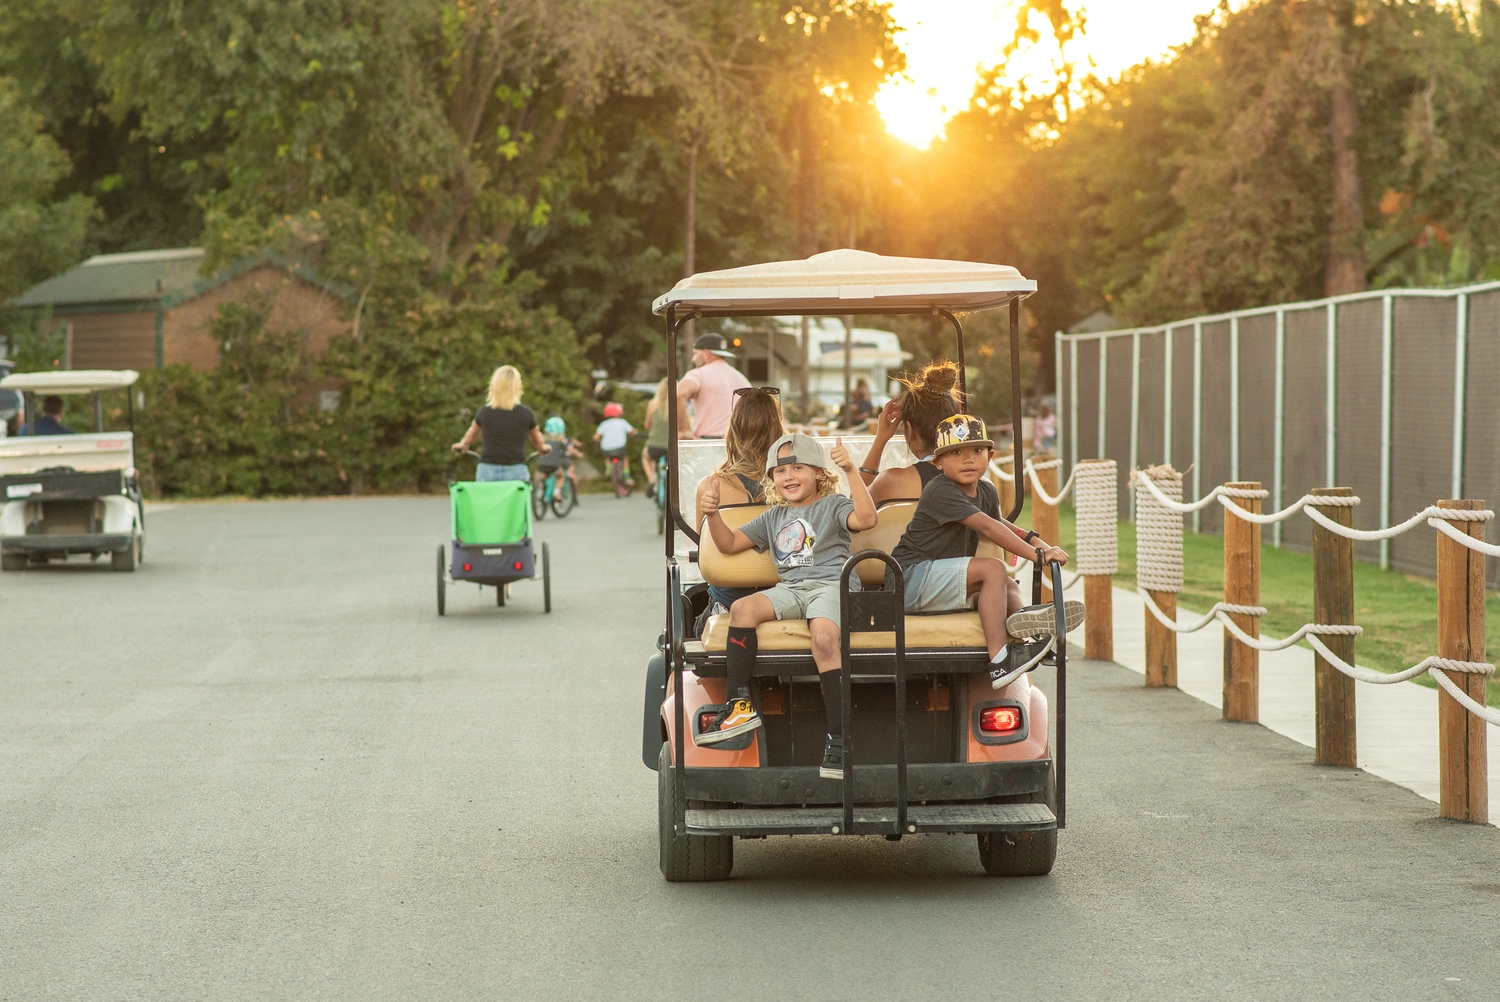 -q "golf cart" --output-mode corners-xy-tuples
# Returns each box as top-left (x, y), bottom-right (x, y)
(644, 249), (1073, 881)
(0, 369), (145, 572)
